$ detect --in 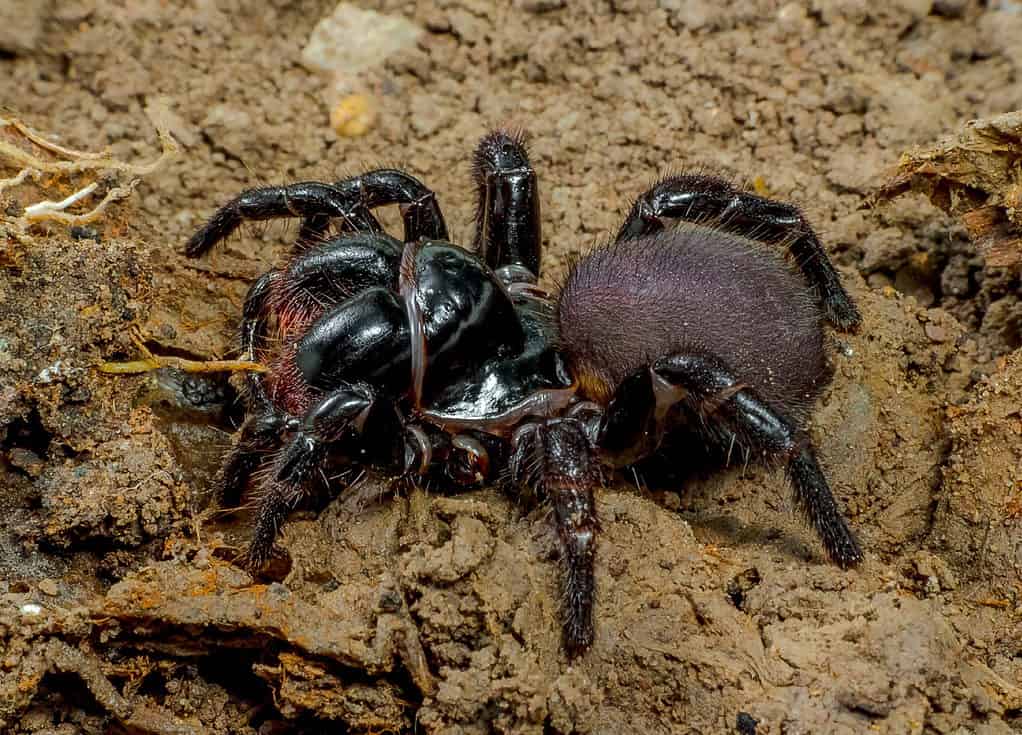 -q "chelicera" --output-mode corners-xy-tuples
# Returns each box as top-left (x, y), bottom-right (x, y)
(185, 130), (863, 656)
